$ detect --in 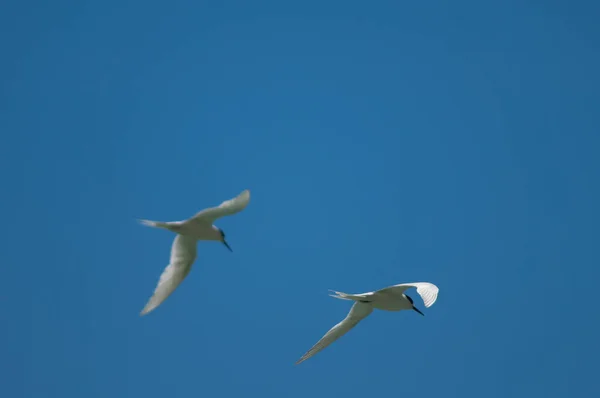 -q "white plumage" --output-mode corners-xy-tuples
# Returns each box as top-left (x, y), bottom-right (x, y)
(296, 282), (439, 365)
(139, 189), (250, 316)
